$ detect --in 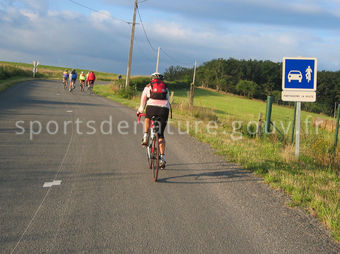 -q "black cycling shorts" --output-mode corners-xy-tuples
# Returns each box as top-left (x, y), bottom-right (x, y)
(145, 106), (169, 138)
